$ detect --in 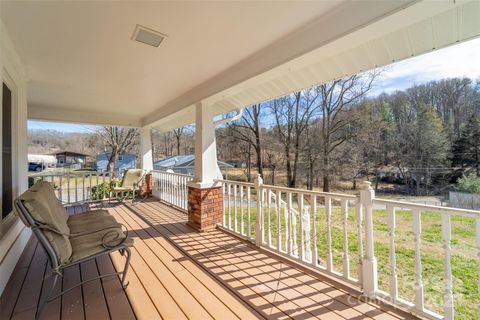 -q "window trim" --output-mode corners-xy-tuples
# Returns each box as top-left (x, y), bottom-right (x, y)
(1, 69), (19, 235)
